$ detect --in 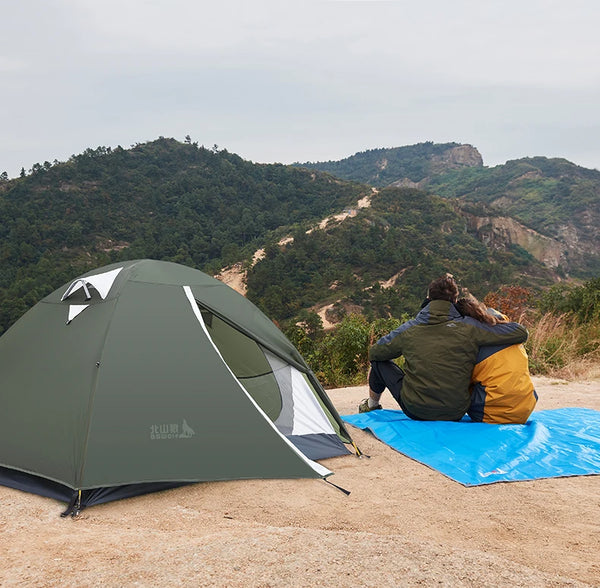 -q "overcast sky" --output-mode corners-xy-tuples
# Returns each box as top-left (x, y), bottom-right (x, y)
(2, 1), (599, 178)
